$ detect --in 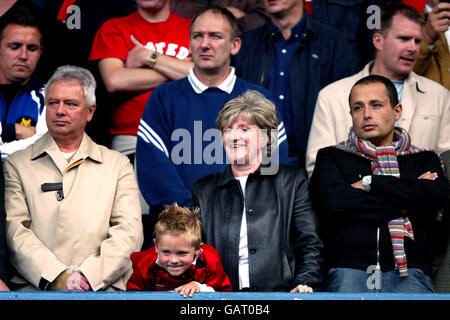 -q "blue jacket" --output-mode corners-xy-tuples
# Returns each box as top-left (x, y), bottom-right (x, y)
(0, 78), (46, 159)
(232, 13), (357, 166)
(136, 75), (289, 218)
